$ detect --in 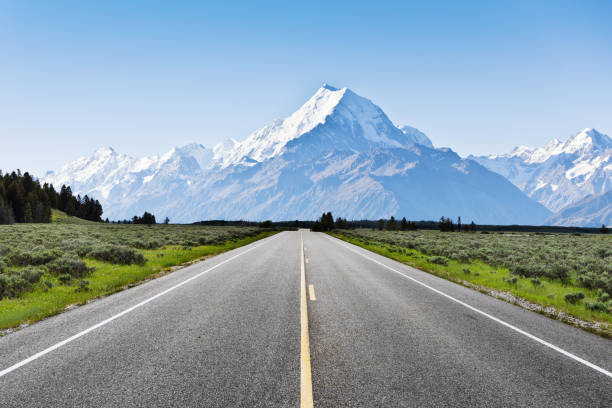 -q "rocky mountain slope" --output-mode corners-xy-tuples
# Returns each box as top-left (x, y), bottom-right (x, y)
(44, 85), (551, 224)
(546, 190), (612, 227)
(471, 128), (612, 226)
